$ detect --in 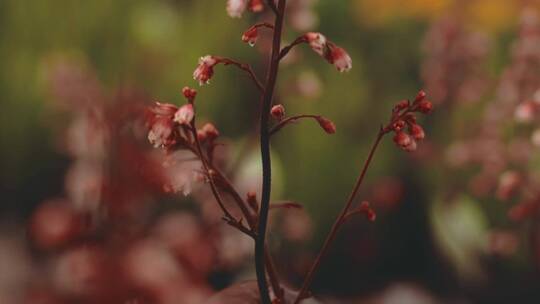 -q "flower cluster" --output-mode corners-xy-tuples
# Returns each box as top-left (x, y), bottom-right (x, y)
(386, 91), (432, 152)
